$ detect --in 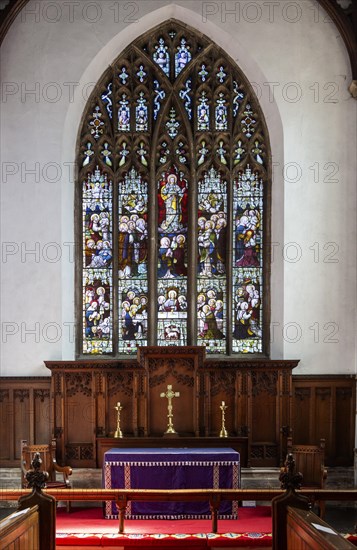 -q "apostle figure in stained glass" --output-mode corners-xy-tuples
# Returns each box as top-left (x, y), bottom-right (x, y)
(118, 94), (130, 131)
(153, 38), (169, 76)
(197, 103), (209, 131)
(235, 207), (260, 267)
(118, 106), (130, 131)
(135, 93), (148, 132)
(158, 173), (187, 233)
(233, 281), (261, 339)
(215, 96), (228, 131)
(175, 38), (191, 77)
